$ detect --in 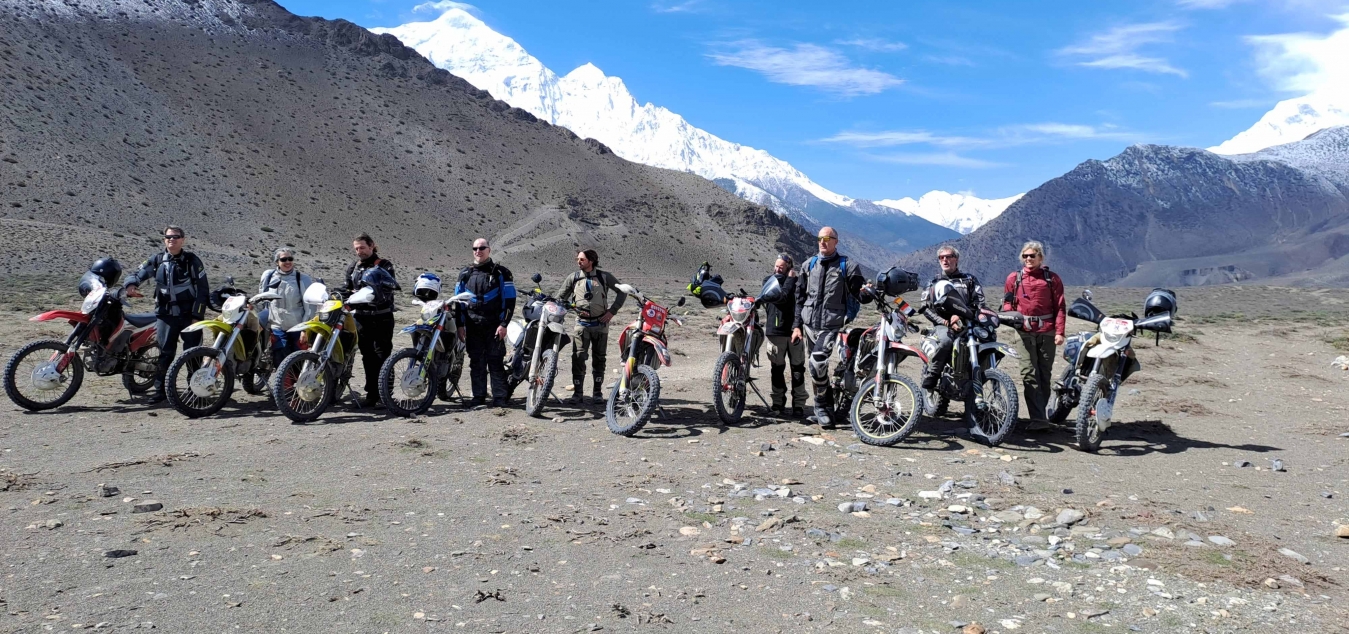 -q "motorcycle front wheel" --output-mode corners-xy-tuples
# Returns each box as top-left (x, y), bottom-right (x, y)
(524, 349), (558, 418)
(380, 348), (437, 417)
(1074, 374), (1107, 453)
(972, 368), (1018, 447)
(271, 351), (335, 423)
(4, 339), (84, 411)
(606, 364), (660, 436)
(1045, 365), (1078, 424)
(711, 352), (746, 424)
(166, 346), (235, 418)
(850, 374), (922, 446)
(122, 345), (158, 394)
